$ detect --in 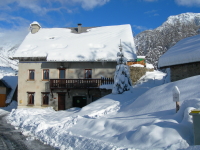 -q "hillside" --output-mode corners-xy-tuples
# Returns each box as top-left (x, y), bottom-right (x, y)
(135, 13), (200, 69)
(0, 29), (28, 78)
